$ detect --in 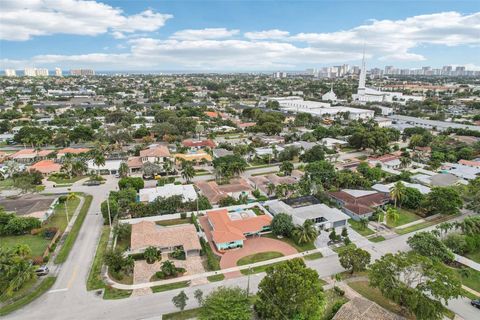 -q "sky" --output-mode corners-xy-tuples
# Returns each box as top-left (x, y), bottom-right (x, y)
(0, 0), (479, 72)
